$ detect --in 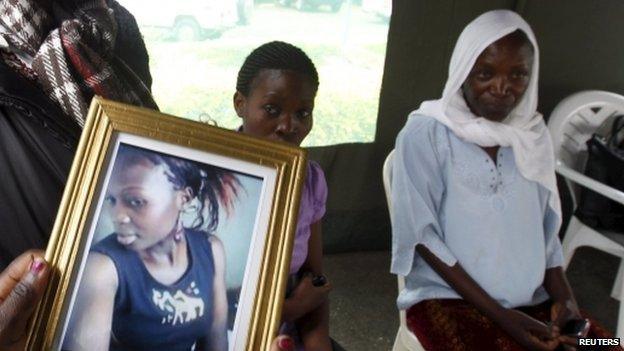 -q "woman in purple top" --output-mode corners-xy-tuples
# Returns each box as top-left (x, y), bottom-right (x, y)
(234, 41), (333, 351)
